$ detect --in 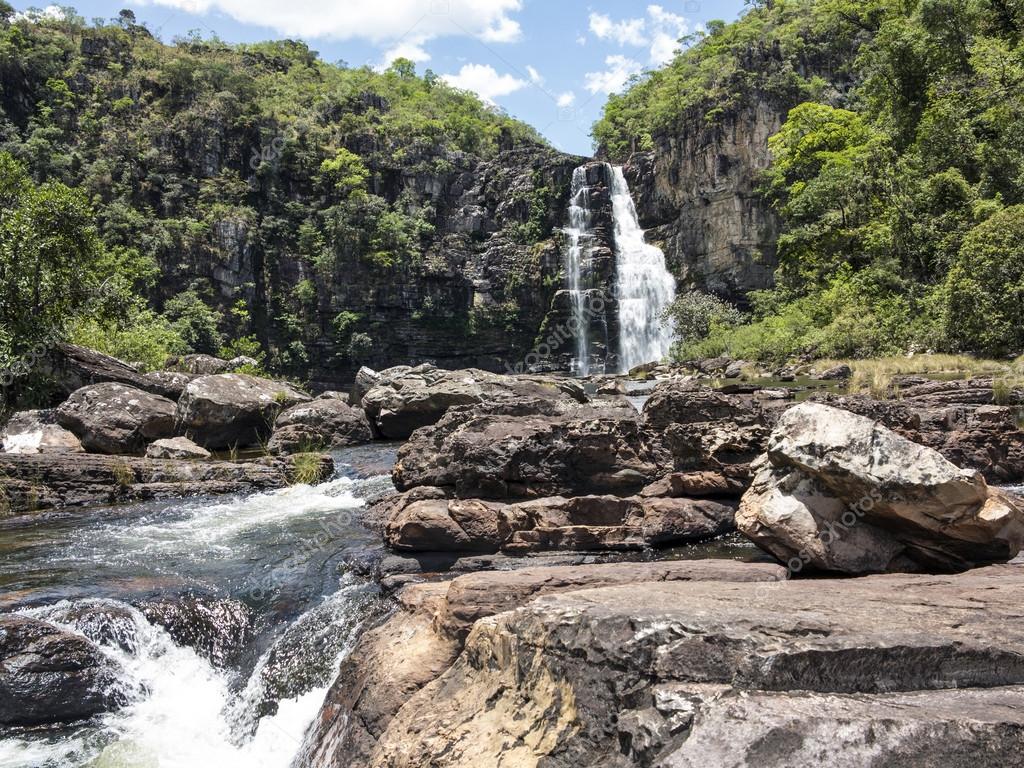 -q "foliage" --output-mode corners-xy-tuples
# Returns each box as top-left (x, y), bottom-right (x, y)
(662, 291), (744, 356)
